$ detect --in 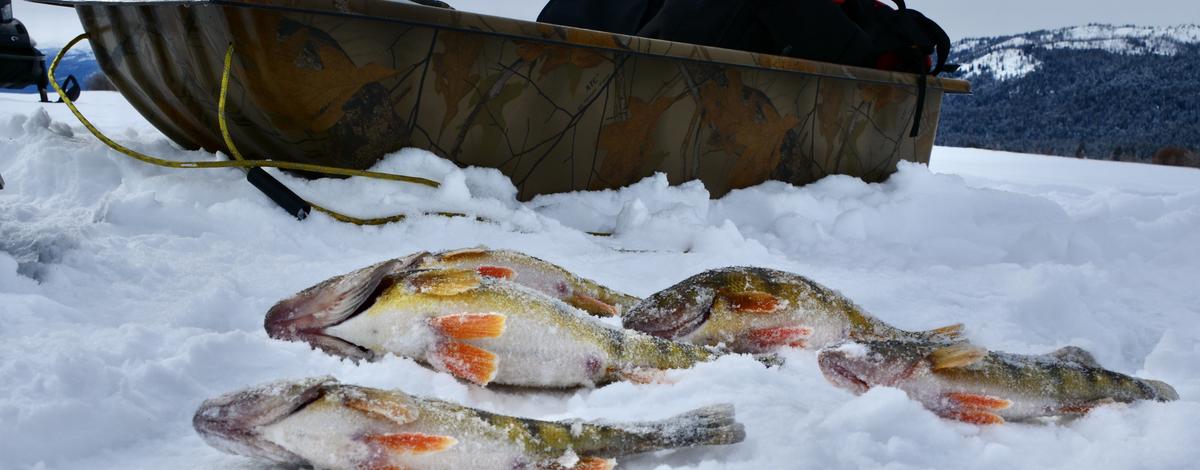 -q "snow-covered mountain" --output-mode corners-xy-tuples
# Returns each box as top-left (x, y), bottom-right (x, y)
(956, 24), (1200, 81)
(9, 46), (101, 94)
(939, 24), (1200, 162)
